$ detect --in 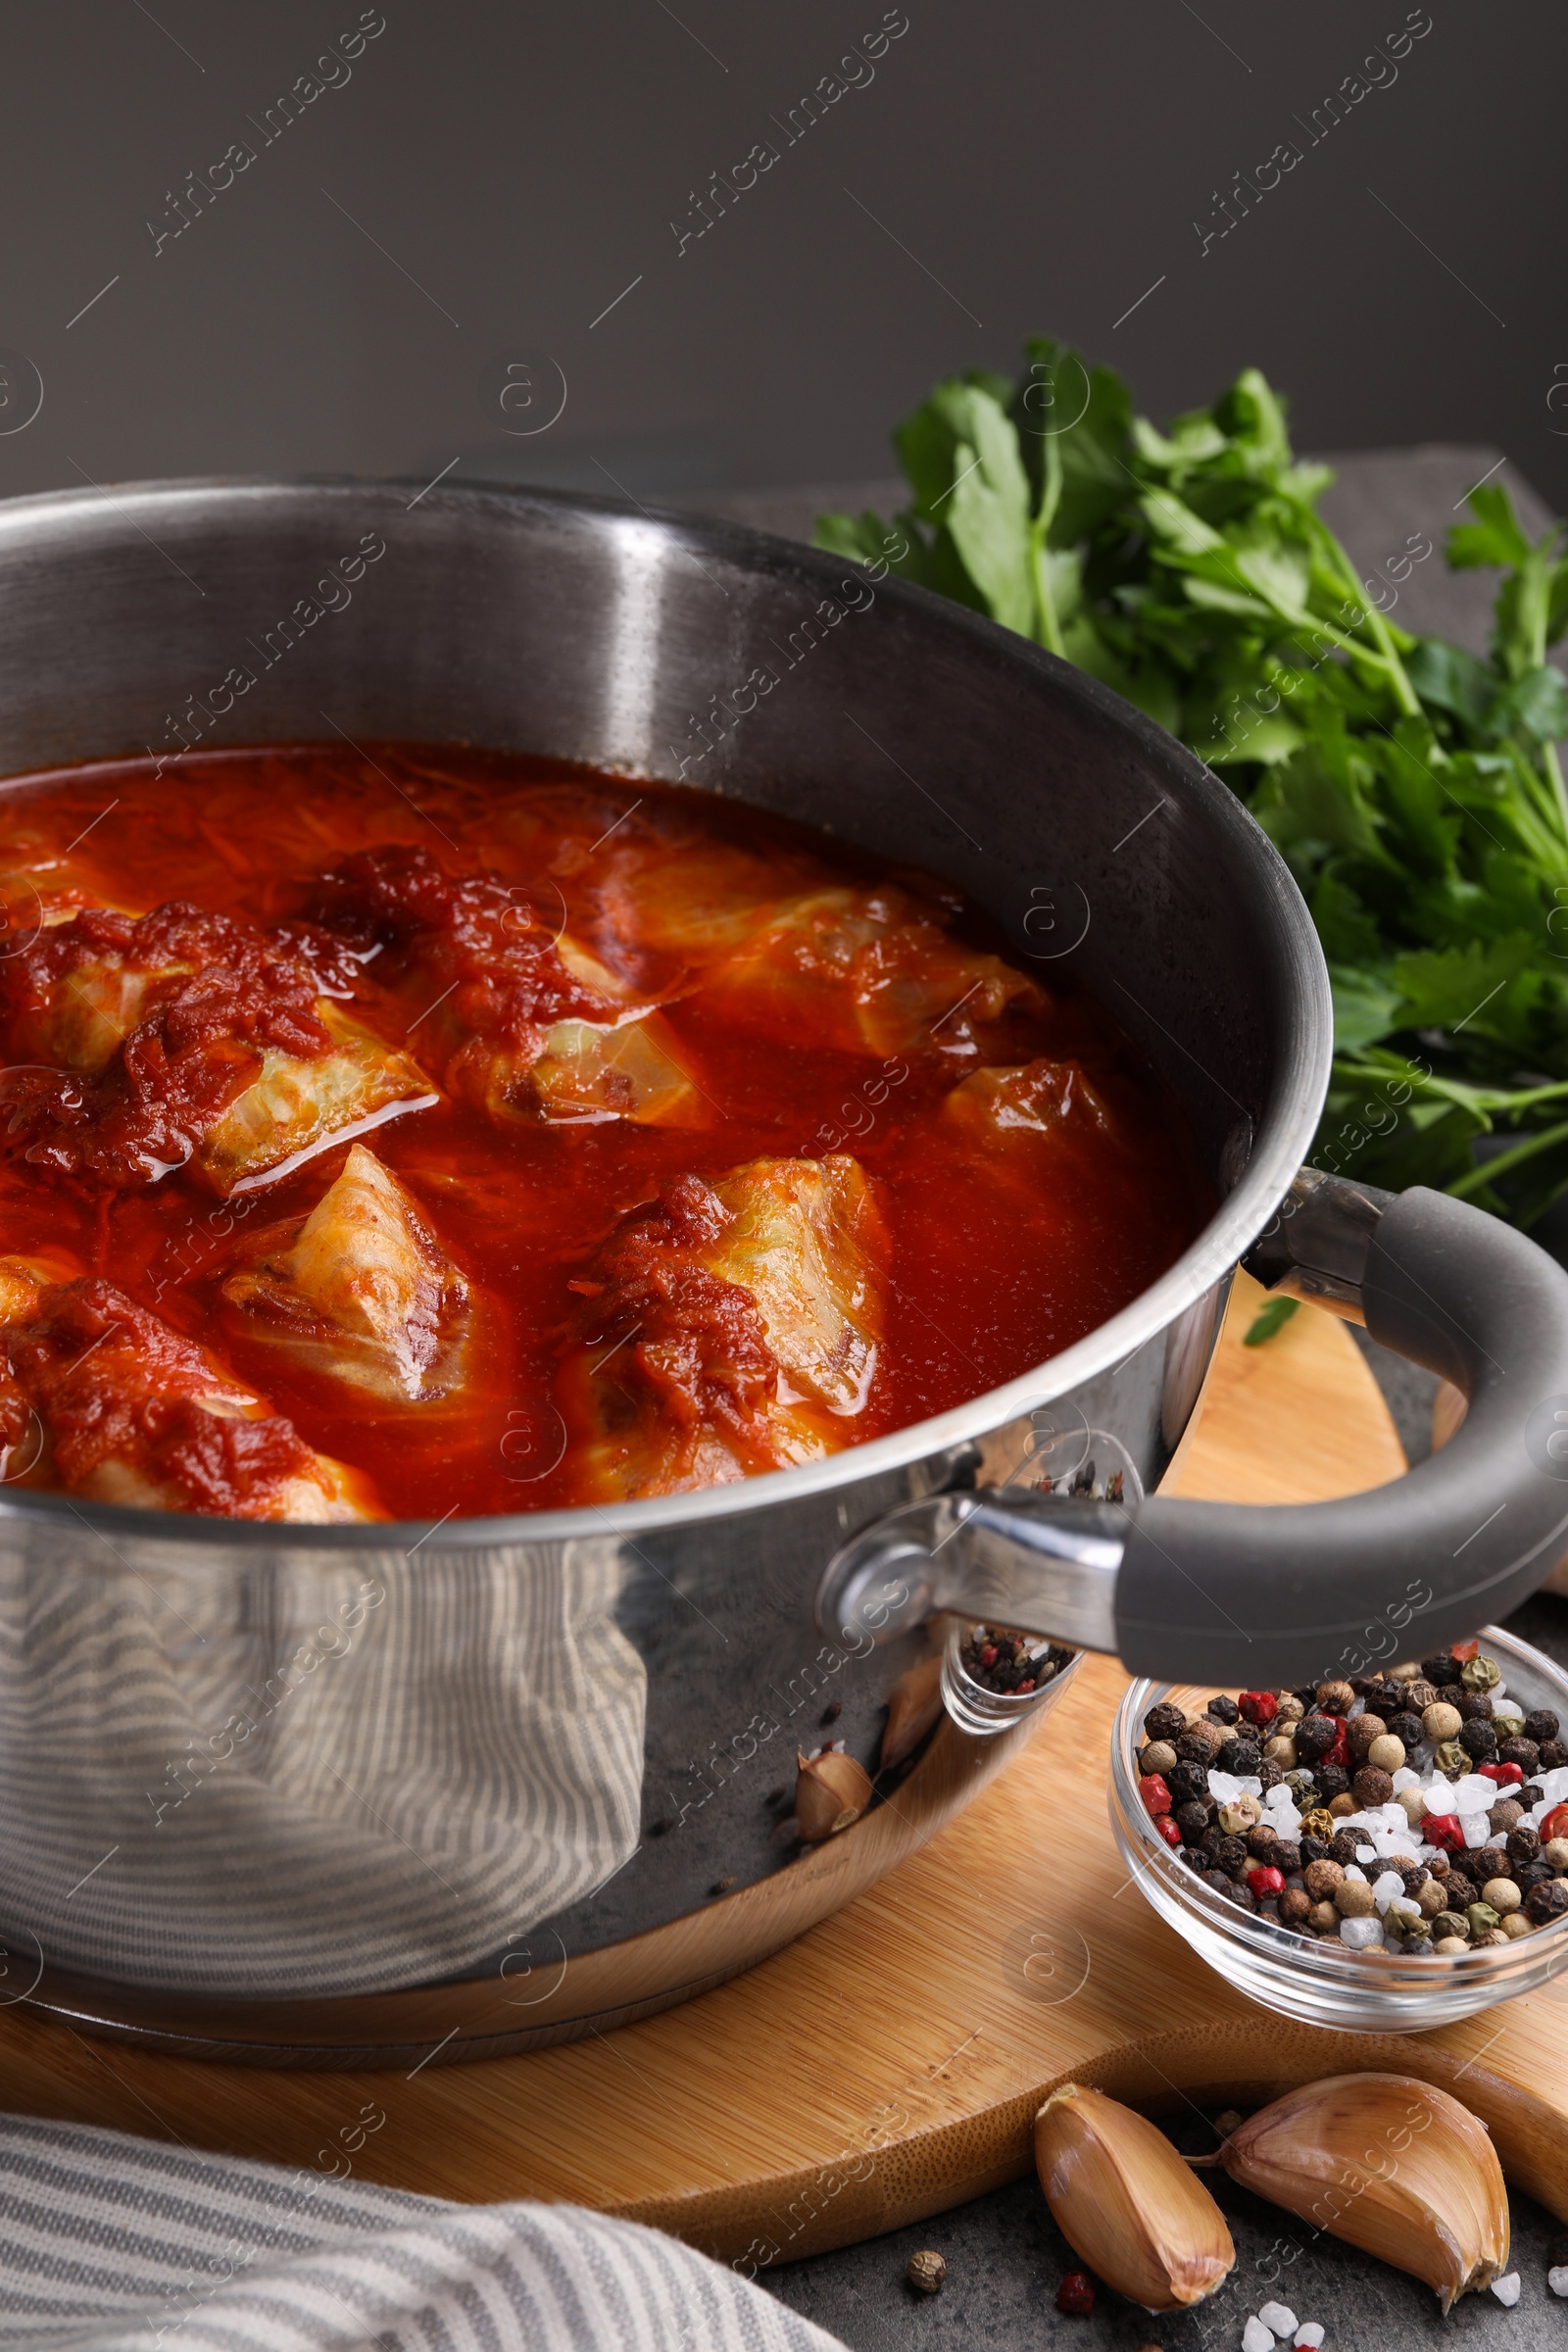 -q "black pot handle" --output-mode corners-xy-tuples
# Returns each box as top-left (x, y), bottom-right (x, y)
(817, 1174), (1568, 1688)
